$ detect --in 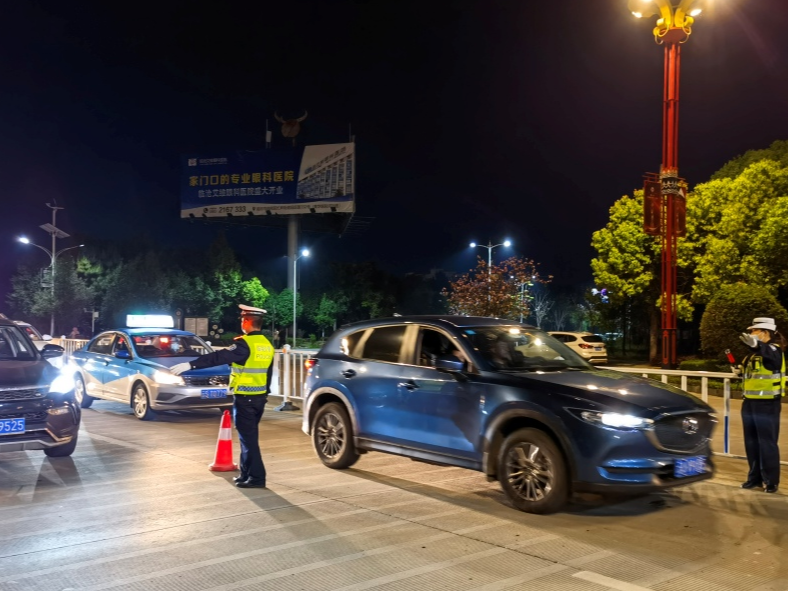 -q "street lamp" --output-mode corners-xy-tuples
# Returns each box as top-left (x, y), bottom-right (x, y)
(292, 248), (310, 347)
(630, 0), (704, 369)
(470, 240), (512, 275)
(17, 237), (84, 336)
